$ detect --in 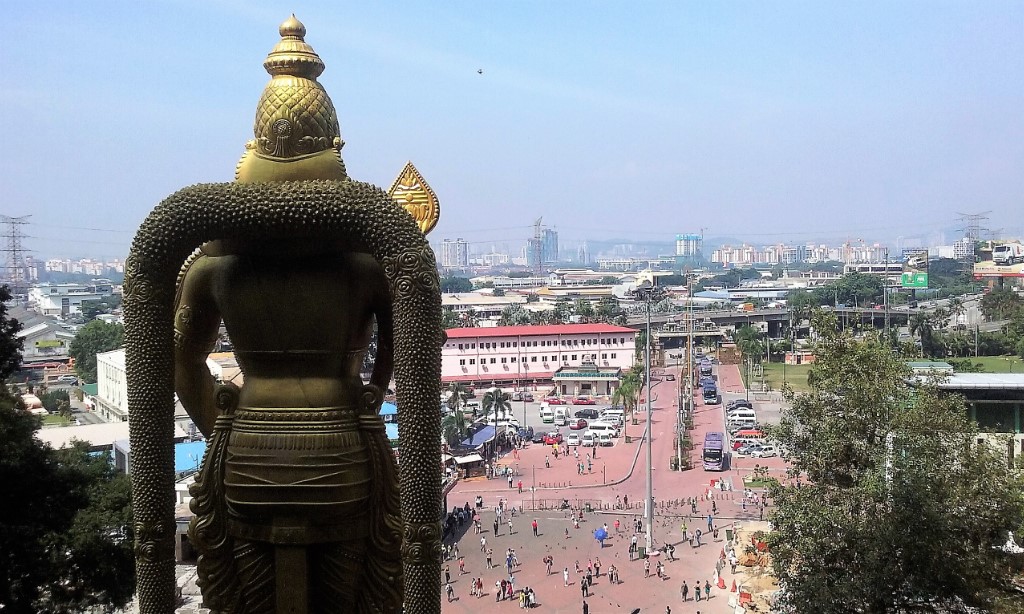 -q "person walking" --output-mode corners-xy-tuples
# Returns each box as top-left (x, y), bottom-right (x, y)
(444, 566), (451, 584)
(614, 518), (621, 533)
(707, 514), (714, 533)
(480, 536), (487, 552)
(694, 578), (702, 601)
(582, 600), (589, 614)
(681, 580), (689, 601)
(564, 567), (570, 587)
(518, 479), (523, 494)
(704, 580), (711, 601)
(446, 582), (455, 602)
(487, 548), (493, 569)
(532, 518), (539, 536)
(494, 518), (500, 535)
(459, 557), (465, 575)
(594, 557), (601, 577)
(508, 518), (514, 534)
(644, 558), (651, 578)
